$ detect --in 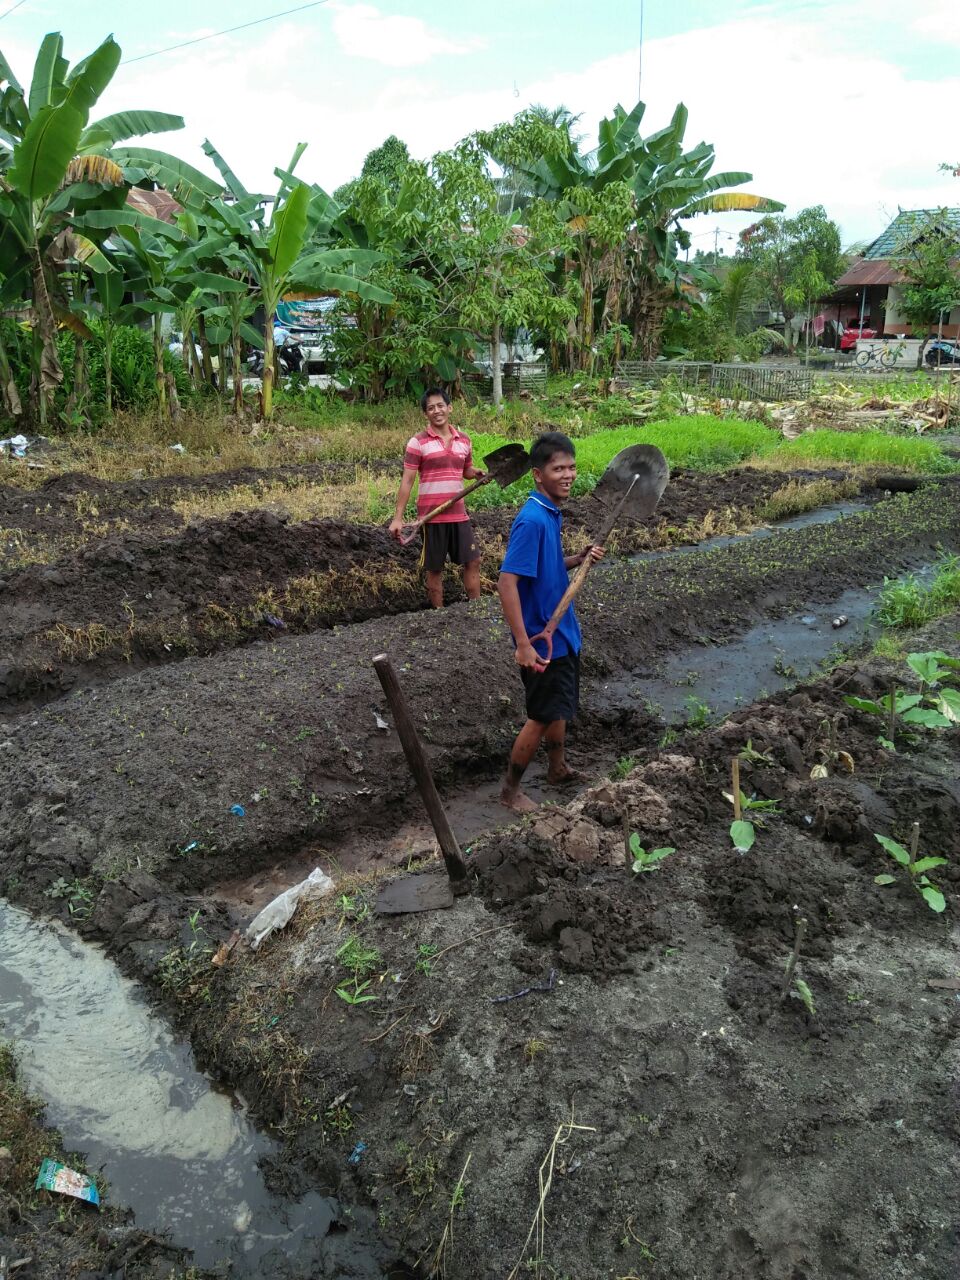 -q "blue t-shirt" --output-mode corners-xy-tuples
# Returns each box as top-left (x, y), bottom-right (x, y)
(500, 493), (581, 659)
